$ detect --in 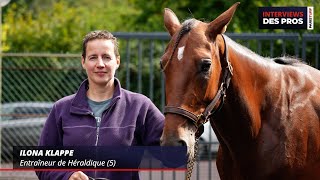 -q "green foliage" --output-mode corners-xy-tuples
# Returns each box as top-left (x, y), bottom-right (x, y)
(3, 0), (138, 53)
(3, 0), (320, 53)
(131, 0), (320, 33)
